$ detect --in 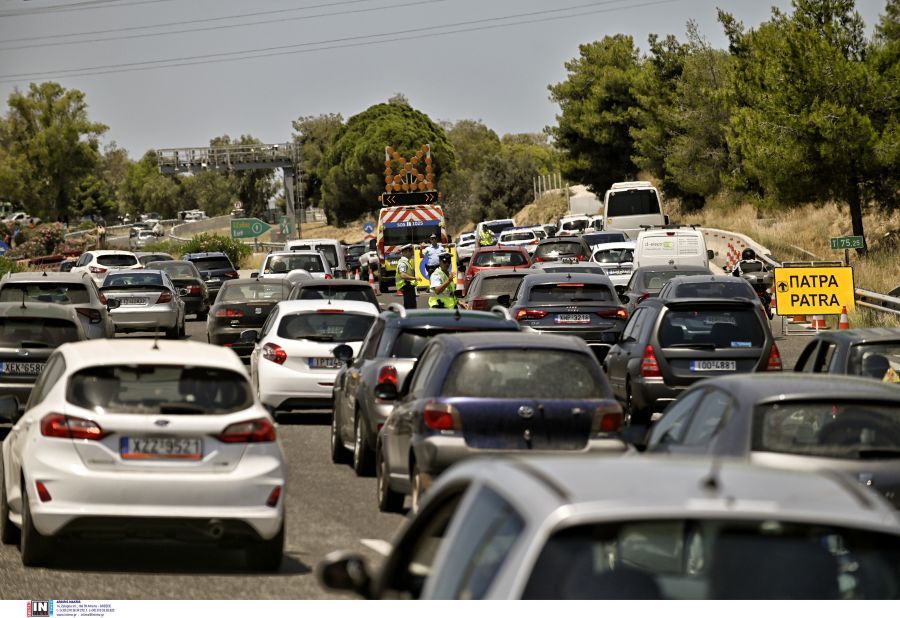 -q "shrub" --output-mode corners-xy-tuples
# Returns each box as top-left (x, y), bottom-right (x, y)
(0, 257), (23, 276)
(139, 239), (185, 258)
(180, 233), (252, 268)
